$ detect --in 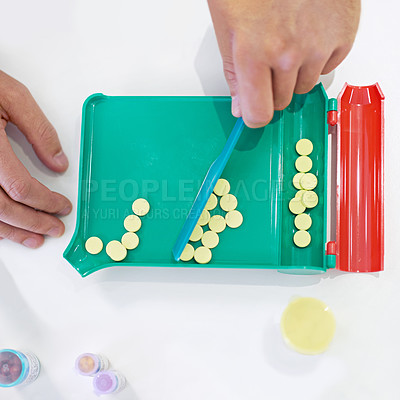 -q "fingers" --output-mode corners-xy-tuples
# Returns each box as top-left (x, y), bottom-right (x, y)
(294, 57), (328, 94)
(0, 220), (44, 248)
(233, 39), (306, 127)
(271, 52), (300, 110)
(0, 129), (72, 215)
(234, 47), (274, 128)
(0, 71), (68, 173)
(271, 70), (297, 110)
(294, 65), (321, 95)
(0, 187), (65, 238)
(0, 71), (71, 249)
(322, 46), (352, 75)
